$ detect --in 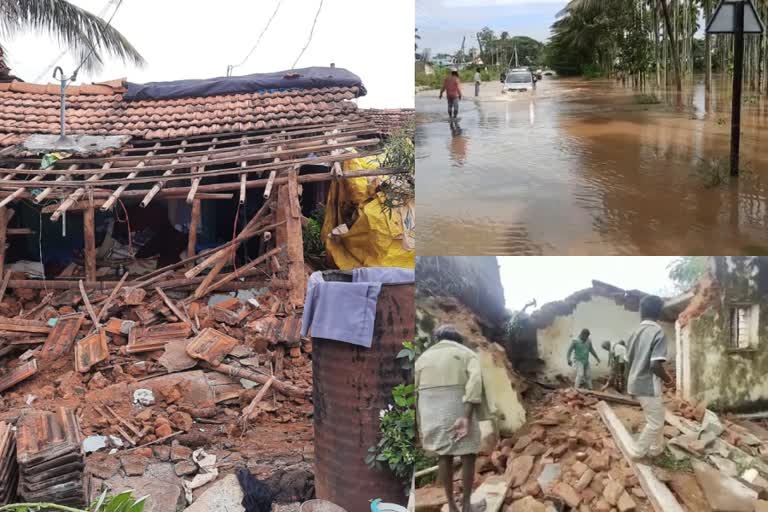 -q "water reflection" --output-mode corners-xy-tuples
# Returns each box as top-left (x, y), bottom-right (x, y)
(416, 75), (768, 255)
